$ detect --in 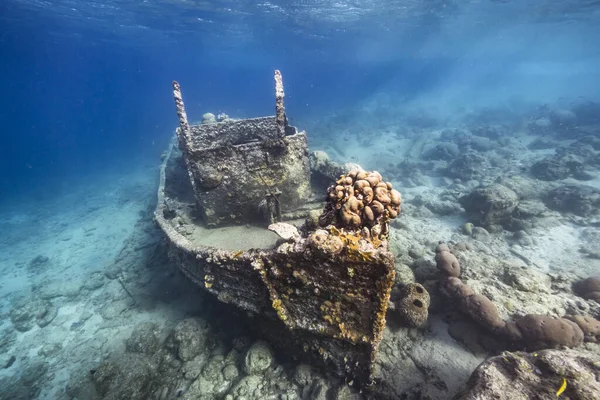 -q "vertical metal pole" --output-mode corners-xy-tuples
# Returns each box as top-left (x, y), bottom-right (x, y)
(274, 70), (286, 138)
(273, 191), (282, 222)
(172, 81), (190, 144)
(171, 81), (199, 197)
